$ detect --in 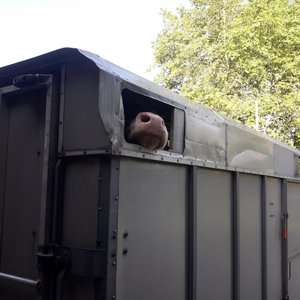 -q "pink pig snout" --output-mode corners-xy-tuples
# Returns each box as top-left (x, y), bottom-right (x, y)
(127, 112), (168, 150)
